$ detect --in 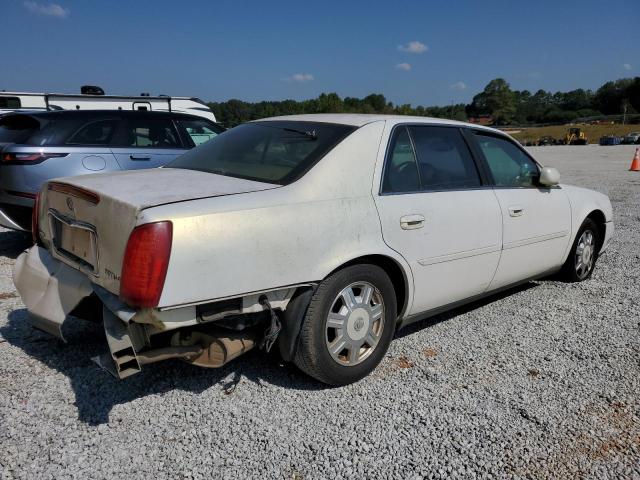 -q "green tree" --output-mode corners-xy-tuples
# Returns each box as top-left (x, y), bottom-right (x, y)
(395, 104), (414, 115)
(626, 77), (640, 113)
(317, 93), (343, 113)
(468, 78), (517, 124)
(363, 94), (387, 113)
(594, 79), (634, 114)
(558, 89), (593, 111)
(207, 76), (640, 129)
